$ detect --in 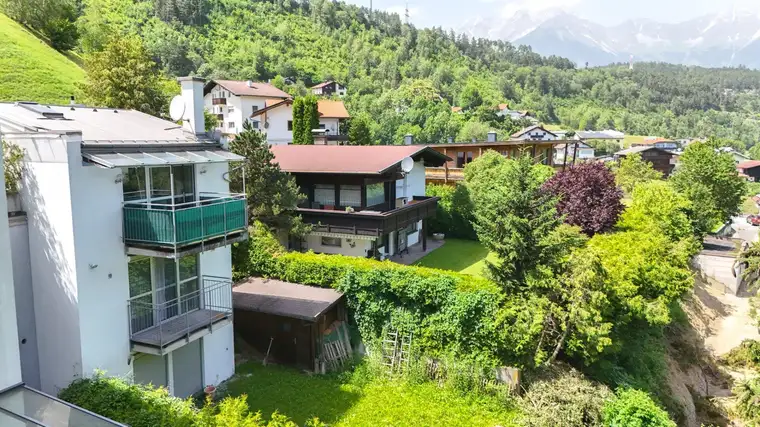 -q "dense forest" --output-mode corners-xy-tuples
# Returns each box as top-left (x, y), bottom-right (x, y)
(5, 0), (760, 146)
